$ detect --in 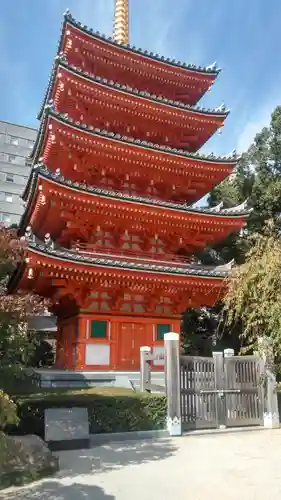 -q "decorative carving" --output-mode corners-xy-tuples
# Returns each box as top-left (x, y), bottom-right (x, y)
(109, 289), (124, 312)
(111, 228), (123, 248)
(52, 282), (92, 310)
(25, 226), (35, 242)
(44, 233), (55, 249)
(172, 293), (191, 314)
(145, 294), (159, 314)
(139, 234), (152, 252)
